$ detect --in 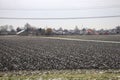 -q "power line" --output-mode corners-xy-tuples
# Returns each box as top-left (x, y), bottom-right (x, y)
(0, 5), (120, 11)
(0, 15), (120, 20)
